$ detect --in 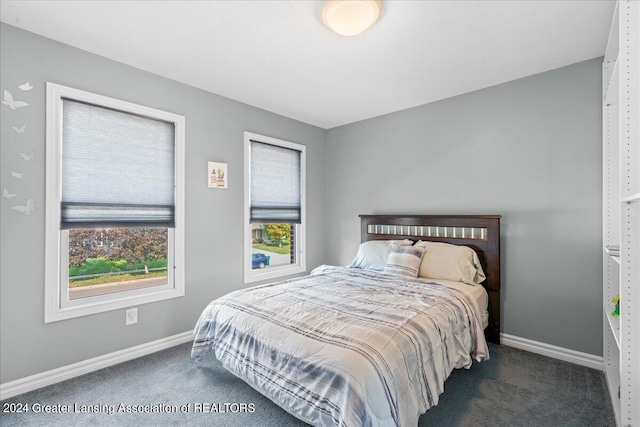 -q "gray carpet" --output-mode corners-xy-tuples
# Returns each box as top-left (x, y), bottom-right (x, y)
(0, 342), (615, 427)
